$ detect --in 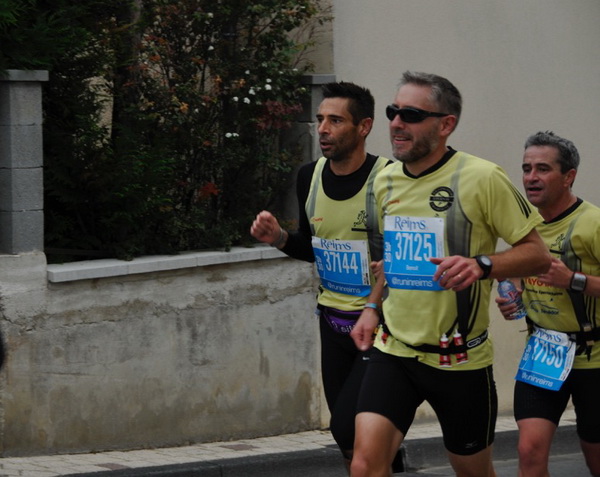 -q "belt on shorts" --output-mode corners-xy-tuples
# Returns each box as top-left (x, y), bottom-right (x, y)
(317, 305), (362, 335)
(381, 321), (488, 355)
